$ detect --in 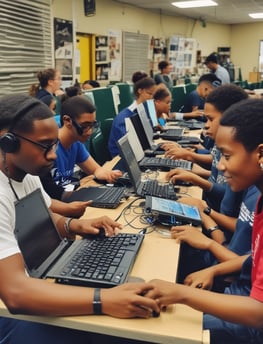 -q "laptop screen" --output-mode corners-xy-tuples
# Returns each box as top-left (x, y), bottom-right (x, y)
(144, 99), (158, 127)
(117, 134), (142, 190)
(14, 188), (62, 274)
(136, 106), (155, 147)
